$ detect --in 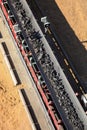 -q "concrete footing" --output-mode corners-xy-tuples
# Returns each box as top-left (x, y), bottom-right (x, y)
(18, 89), (37, 130)
(0, 42), (18, 86)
